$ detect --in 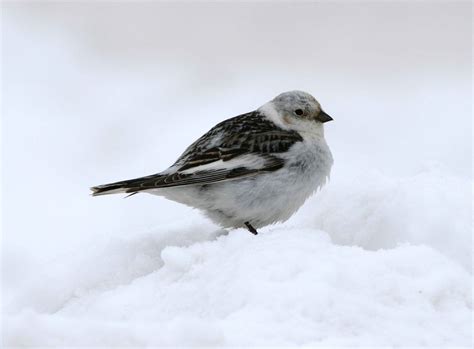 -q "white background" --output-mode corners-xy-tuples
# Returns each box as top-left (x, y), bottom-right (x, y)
(2, 1), (472, 346)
